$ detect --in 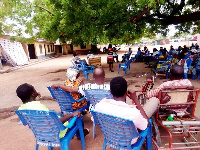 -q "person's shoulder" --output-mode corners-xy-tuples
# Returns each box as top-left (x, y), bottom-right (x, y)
(180, 79), (192, 85)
